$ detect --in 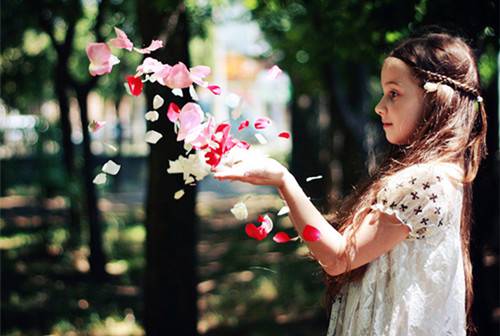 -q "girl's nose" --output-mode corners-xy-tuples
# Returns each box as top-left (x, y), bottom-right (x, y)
(374, 97), (386, 116)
